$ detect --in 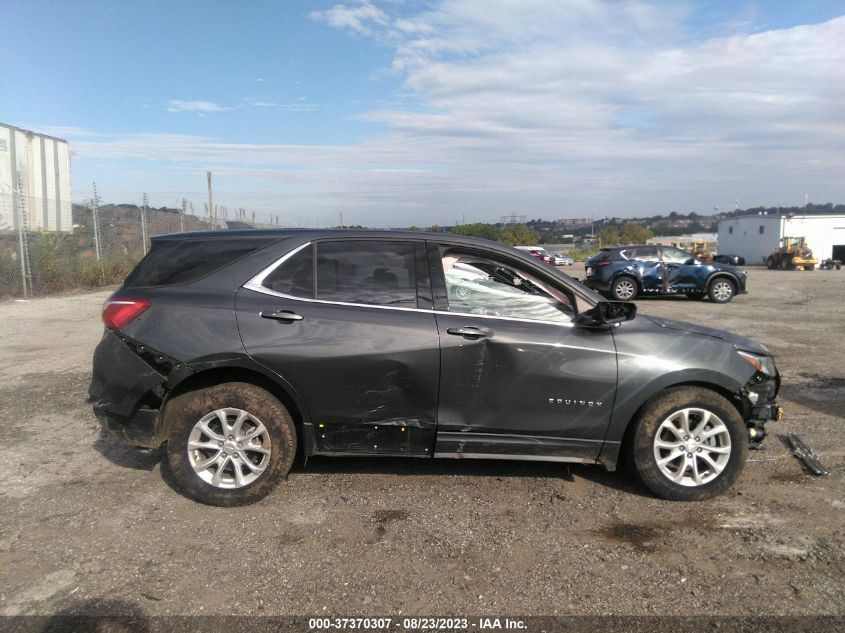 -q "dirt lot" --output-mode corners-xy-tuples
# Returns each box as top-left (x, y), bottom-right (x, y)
(0, 268), (843, 618)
